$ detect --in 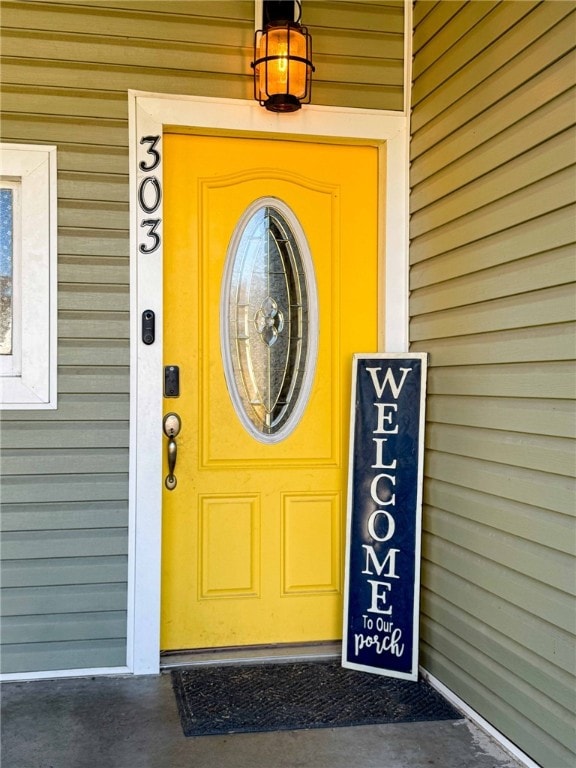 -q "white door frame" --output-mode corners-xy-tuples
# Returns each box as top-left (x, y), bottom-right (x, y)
(128, 90), (409, 674)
